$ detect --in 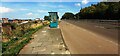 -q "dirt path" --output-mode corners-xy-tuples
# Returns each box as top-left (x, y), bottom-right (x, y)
(59, 21), (118, 54)
(19, 26), (70, 54)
